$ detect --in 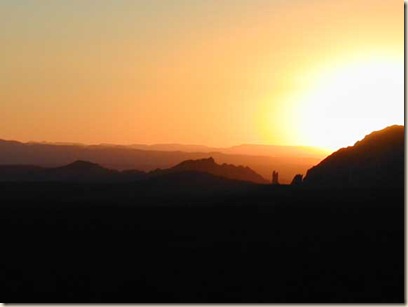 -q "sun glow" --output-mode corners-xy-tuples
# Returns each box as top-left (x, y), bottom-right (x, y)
(294, 56), (403, 150)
